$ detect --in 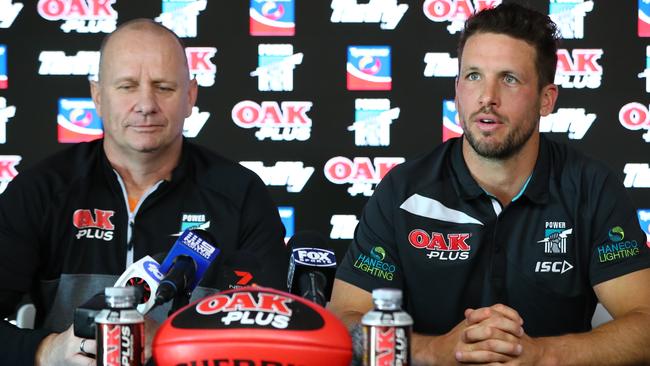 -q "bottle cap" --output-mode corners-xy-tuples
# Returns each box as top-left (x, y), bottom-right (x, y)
(372, 288), (402, 302)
